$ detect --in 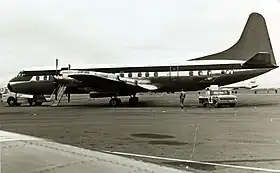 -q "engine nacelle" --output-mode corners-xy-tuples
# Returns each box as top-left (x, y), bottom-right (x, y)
(54, 70), (82, 85)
